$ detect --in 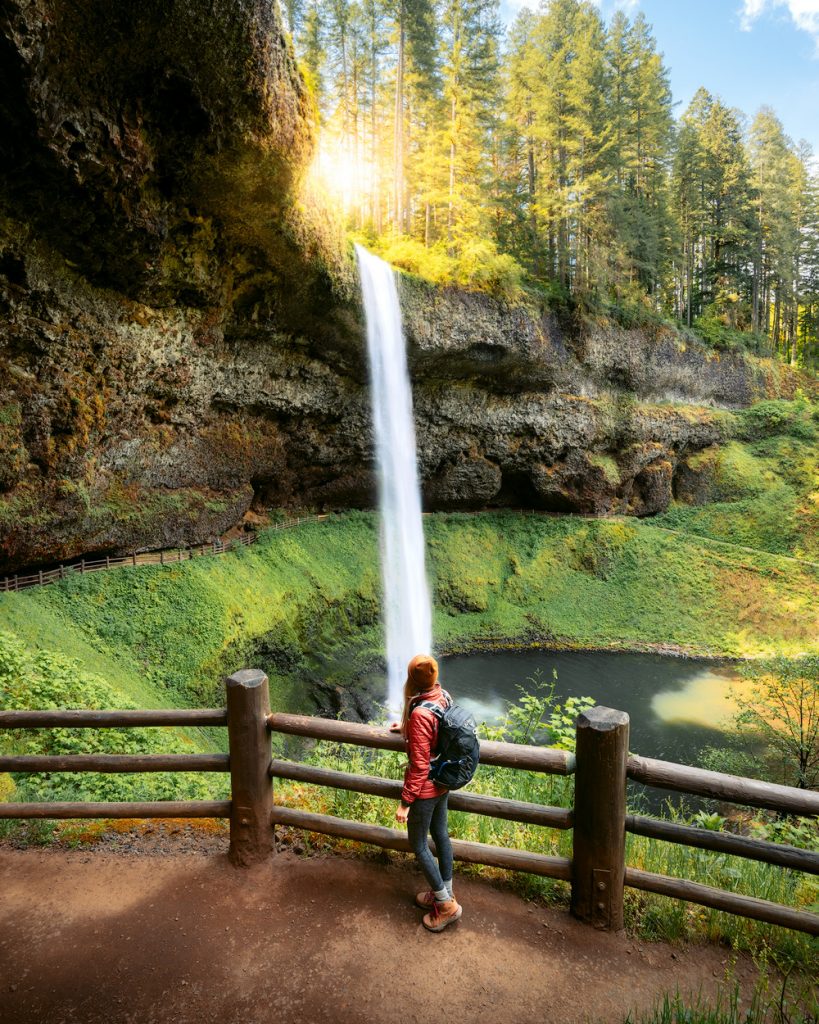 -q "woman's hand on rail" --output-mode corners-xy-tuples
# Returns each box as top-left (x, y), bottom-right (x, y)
(395, 804), (409, 825)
